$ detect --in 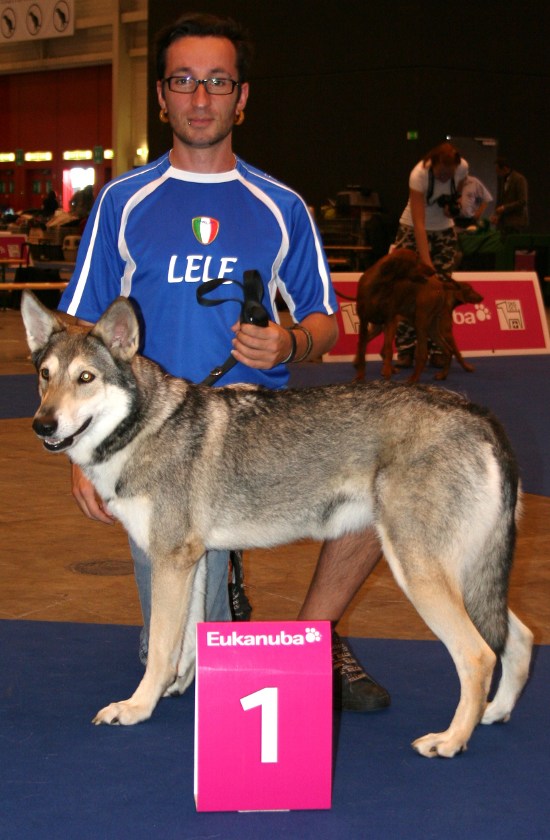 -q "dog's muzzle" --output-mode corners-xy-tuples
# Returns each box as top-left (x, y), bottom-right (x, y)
(32, 415), (92, 452)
